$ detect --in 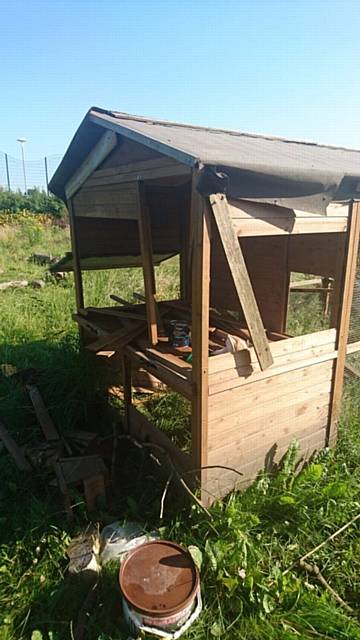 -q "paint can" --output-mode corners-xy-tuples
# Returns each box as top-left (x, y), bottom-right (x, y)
(168, 321), (190, 348)
(119, 540), (201, 638)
